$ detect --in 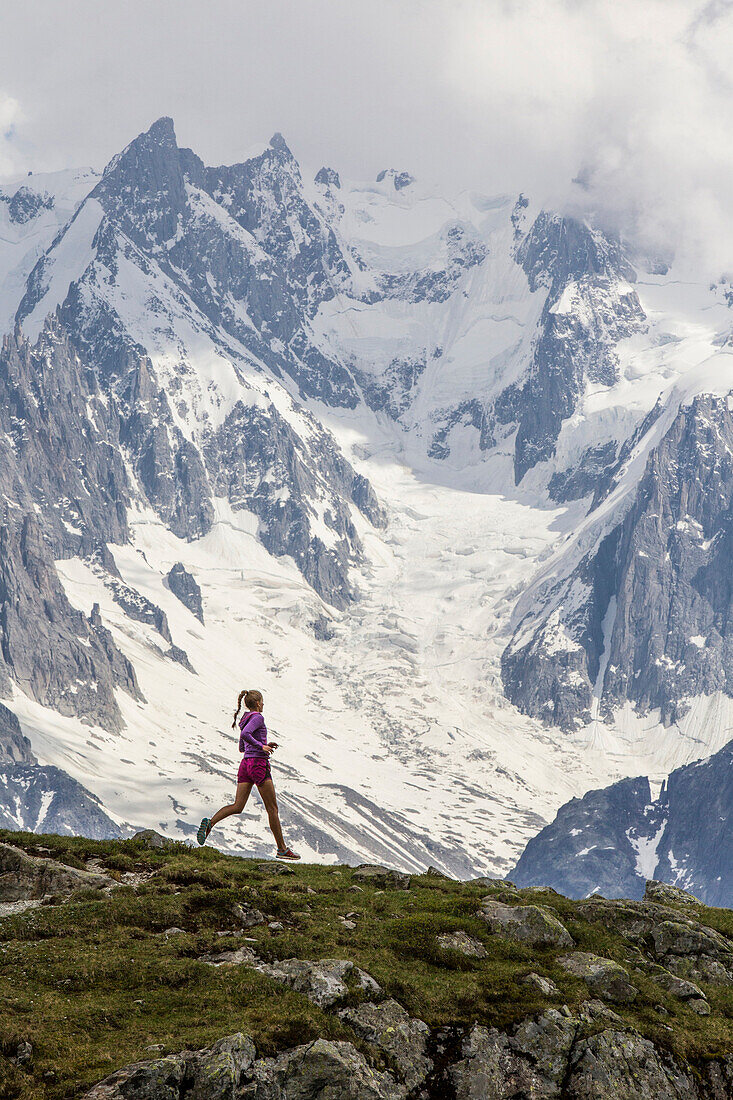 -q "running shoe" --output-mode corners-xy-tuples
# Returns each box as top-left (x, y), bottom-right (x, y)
(196, 818), (211, 846)
(276, 847), (301, 861)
